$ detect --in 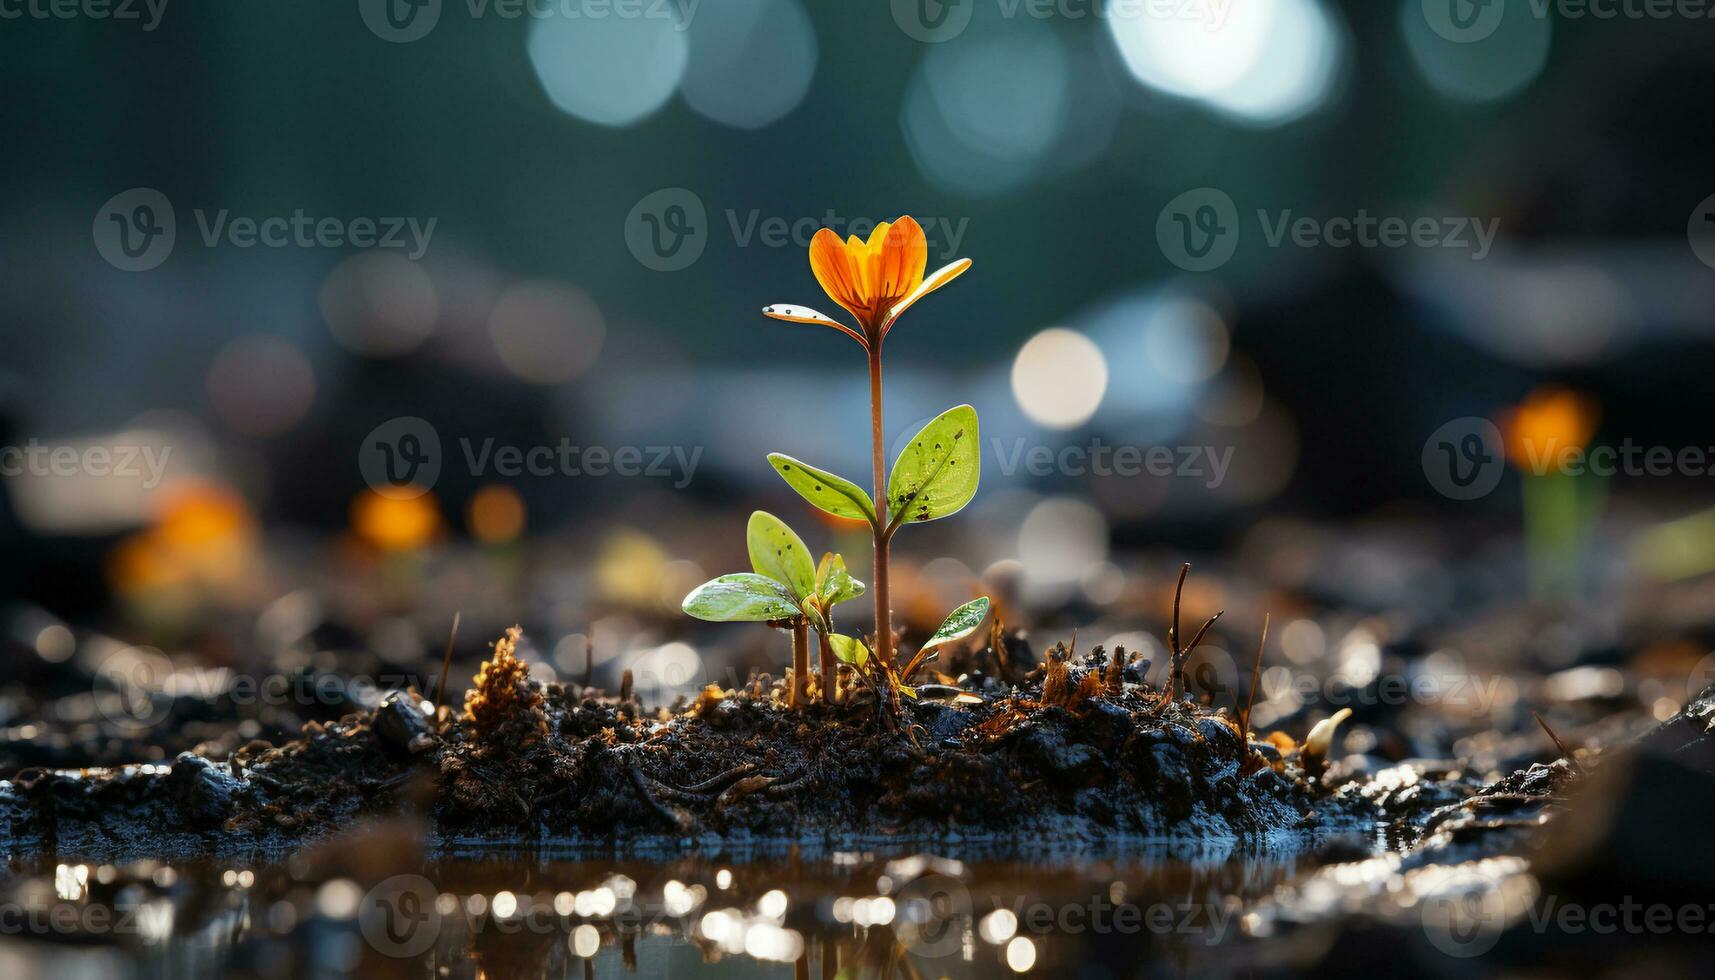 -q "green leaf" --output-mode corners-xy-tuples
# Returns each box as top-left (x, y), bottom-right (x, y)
(768, 453), (876, 525)
(747, 511), (816, 601)
(682, 573), (802, 622)
(920, 597), (990, 654)
(887, 405), (980, 526)
(828, 634), (869, 668)
(814, 552), (866, 607)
